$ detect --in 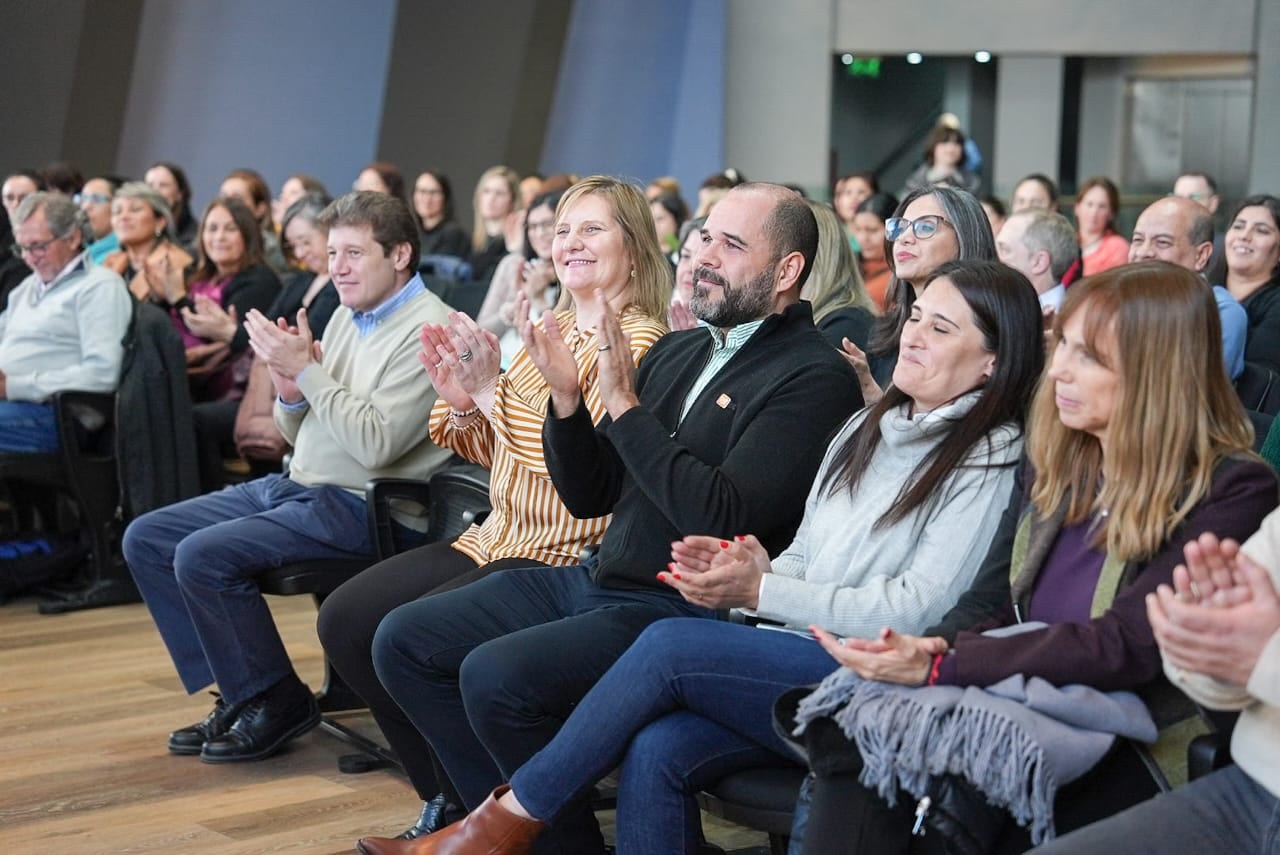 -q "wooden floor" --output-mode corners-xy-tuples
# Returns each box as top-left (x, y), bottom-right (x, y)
(0, 592), (768, 854)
